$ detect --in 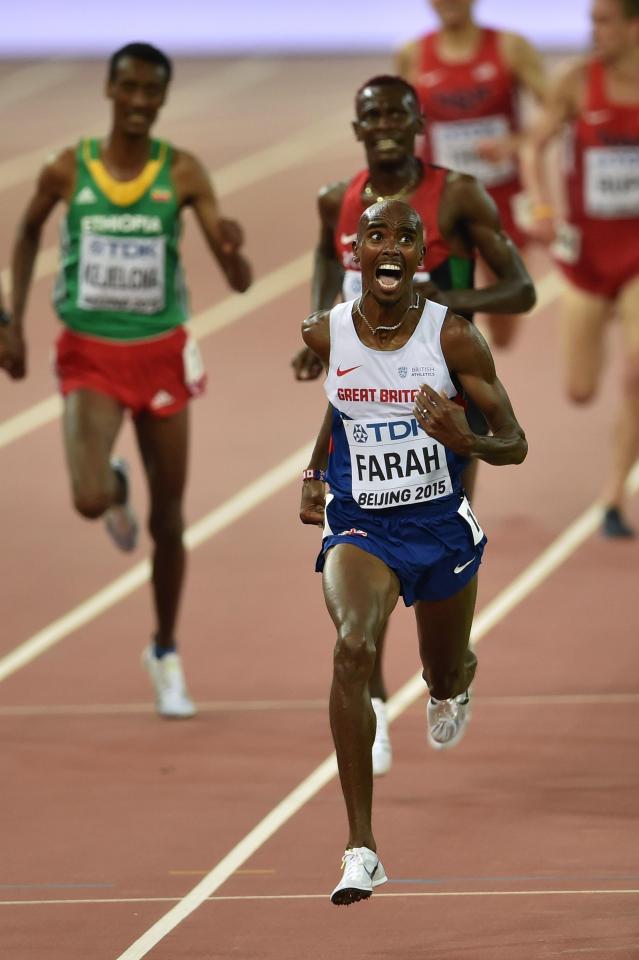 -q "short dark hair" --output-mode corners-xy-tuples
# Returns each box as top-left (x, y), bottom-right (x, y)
(355, 75), (420, 112)
(108, 42), (173, 84)
(620, 0), (639, 16)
